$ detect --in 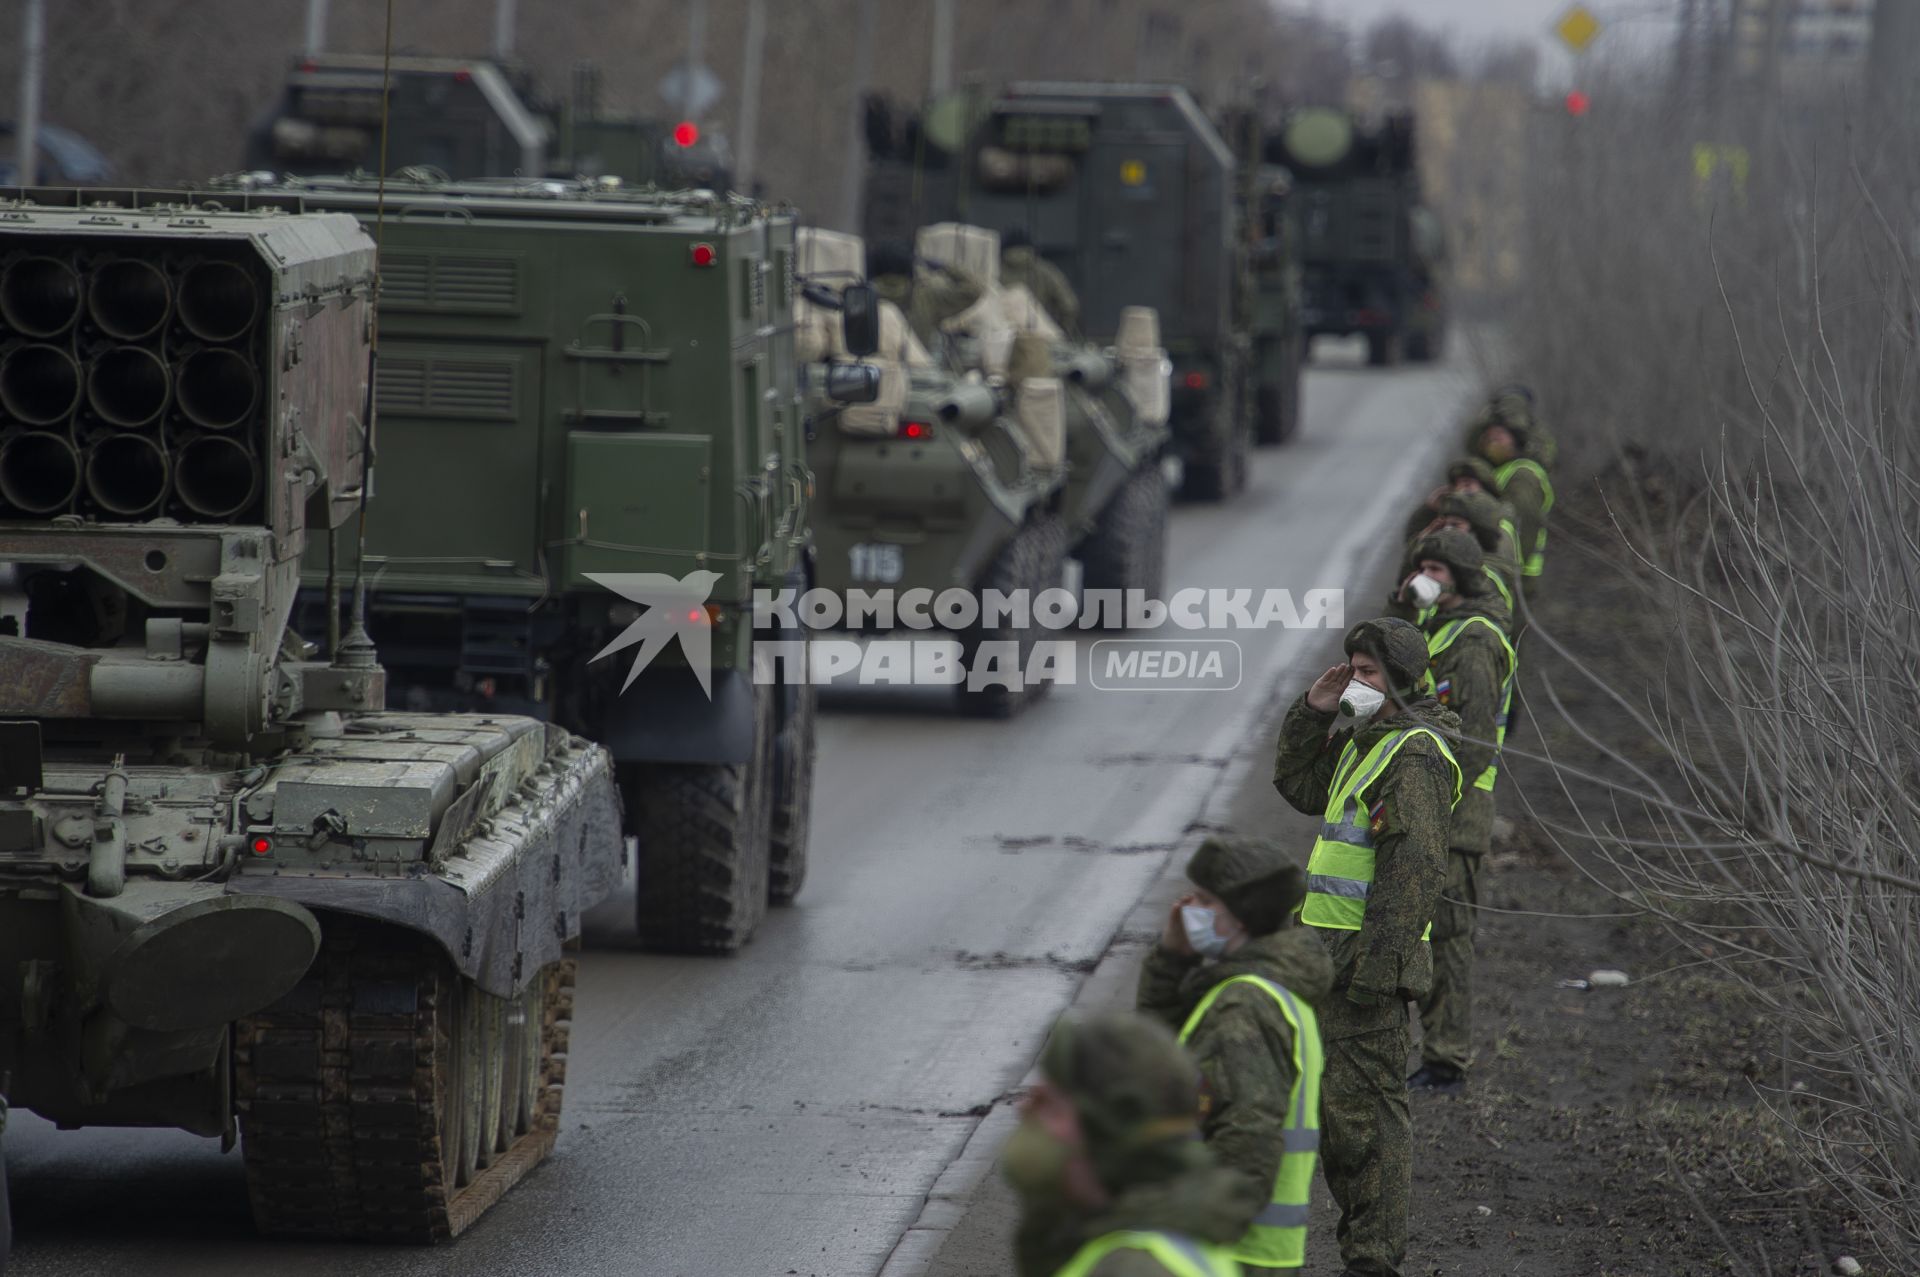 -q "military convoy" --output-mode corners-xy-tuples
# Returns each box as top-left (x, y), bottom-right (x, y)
(249, 54), (734, 190)
(795, 222), (1171, 717)
(0, 190), (625, 1240)
(864, 82), (1304, 499)
(1267, 107), (1446, 366)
